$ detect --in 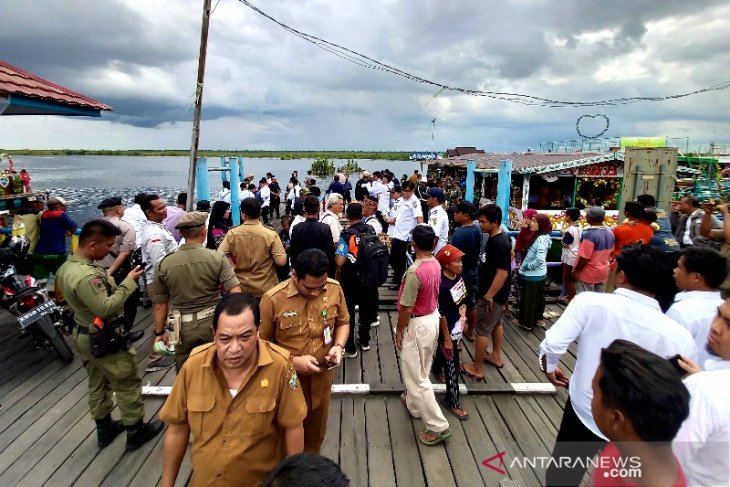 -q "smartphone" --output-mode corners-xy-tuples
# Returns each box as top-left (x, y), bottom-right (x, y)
(318, 359), (340, 371)
(667, 354), (686, 377)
